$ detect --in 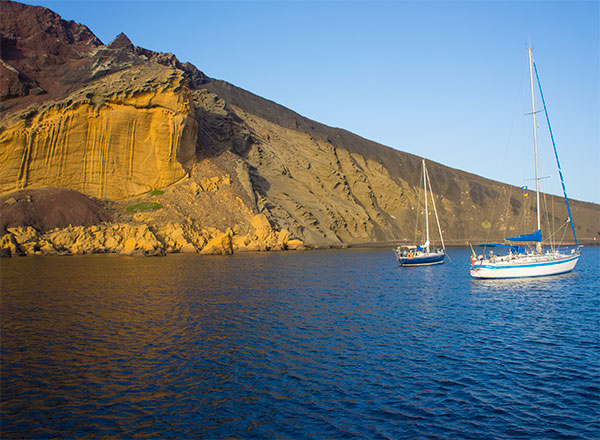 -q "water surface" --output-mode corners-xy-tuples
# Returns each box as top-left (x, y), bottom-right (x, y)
(2, 247), (599, 439)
